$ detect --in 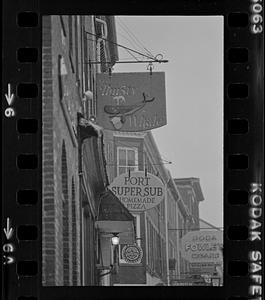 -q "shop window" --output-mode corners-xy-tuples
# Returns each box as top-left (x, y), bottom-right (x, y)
(117, 147), (138, 176)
